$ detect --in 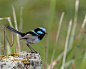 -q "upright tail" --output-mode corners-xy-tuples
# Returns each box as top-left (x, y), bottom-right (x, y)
(4, 25), (25, 37)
